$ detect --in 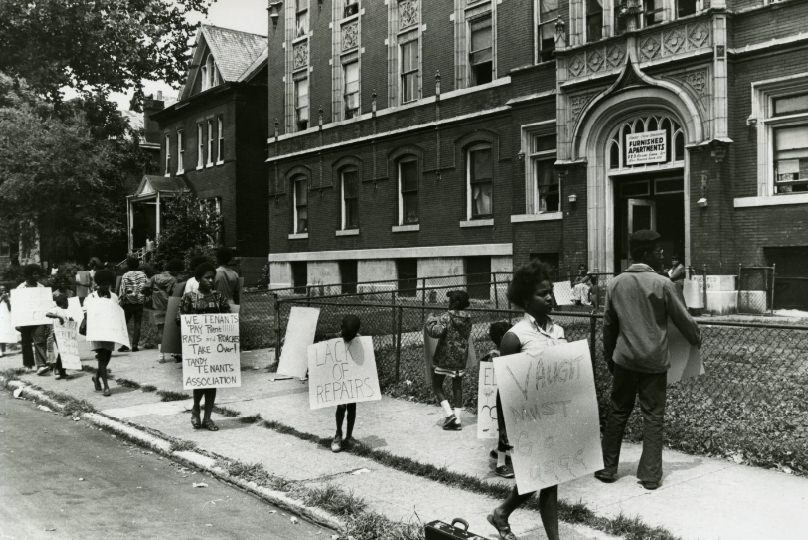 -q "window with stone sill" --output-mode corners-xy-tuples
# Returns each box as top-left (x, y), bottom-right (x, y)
(344, 0), (359, 18)
(400, 37), (419, 103)
(585, 0), (603, 42)
(536, 0), (558, 63)
(217, 116), (224, 163)
(643, 0), (665, 27)
(292, 176), (308, 233)
(524, 132), (558, 213)
(468, 14), (493, 86)
(677, 0), (697, 18)
(295, 76), (309, 131)
(398, 157), (419, 225)
(177, 130), (184, 173)
(467, 144), (493, 220)
(197, 123), (205, 168)
(296, 0), (309, 38)
(207, 120), (214, 166)
(164, 134), (171, 175)
(343, 60), (360, 119)
(341, 167), (359, 230)
(772, 92), (808, 194)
